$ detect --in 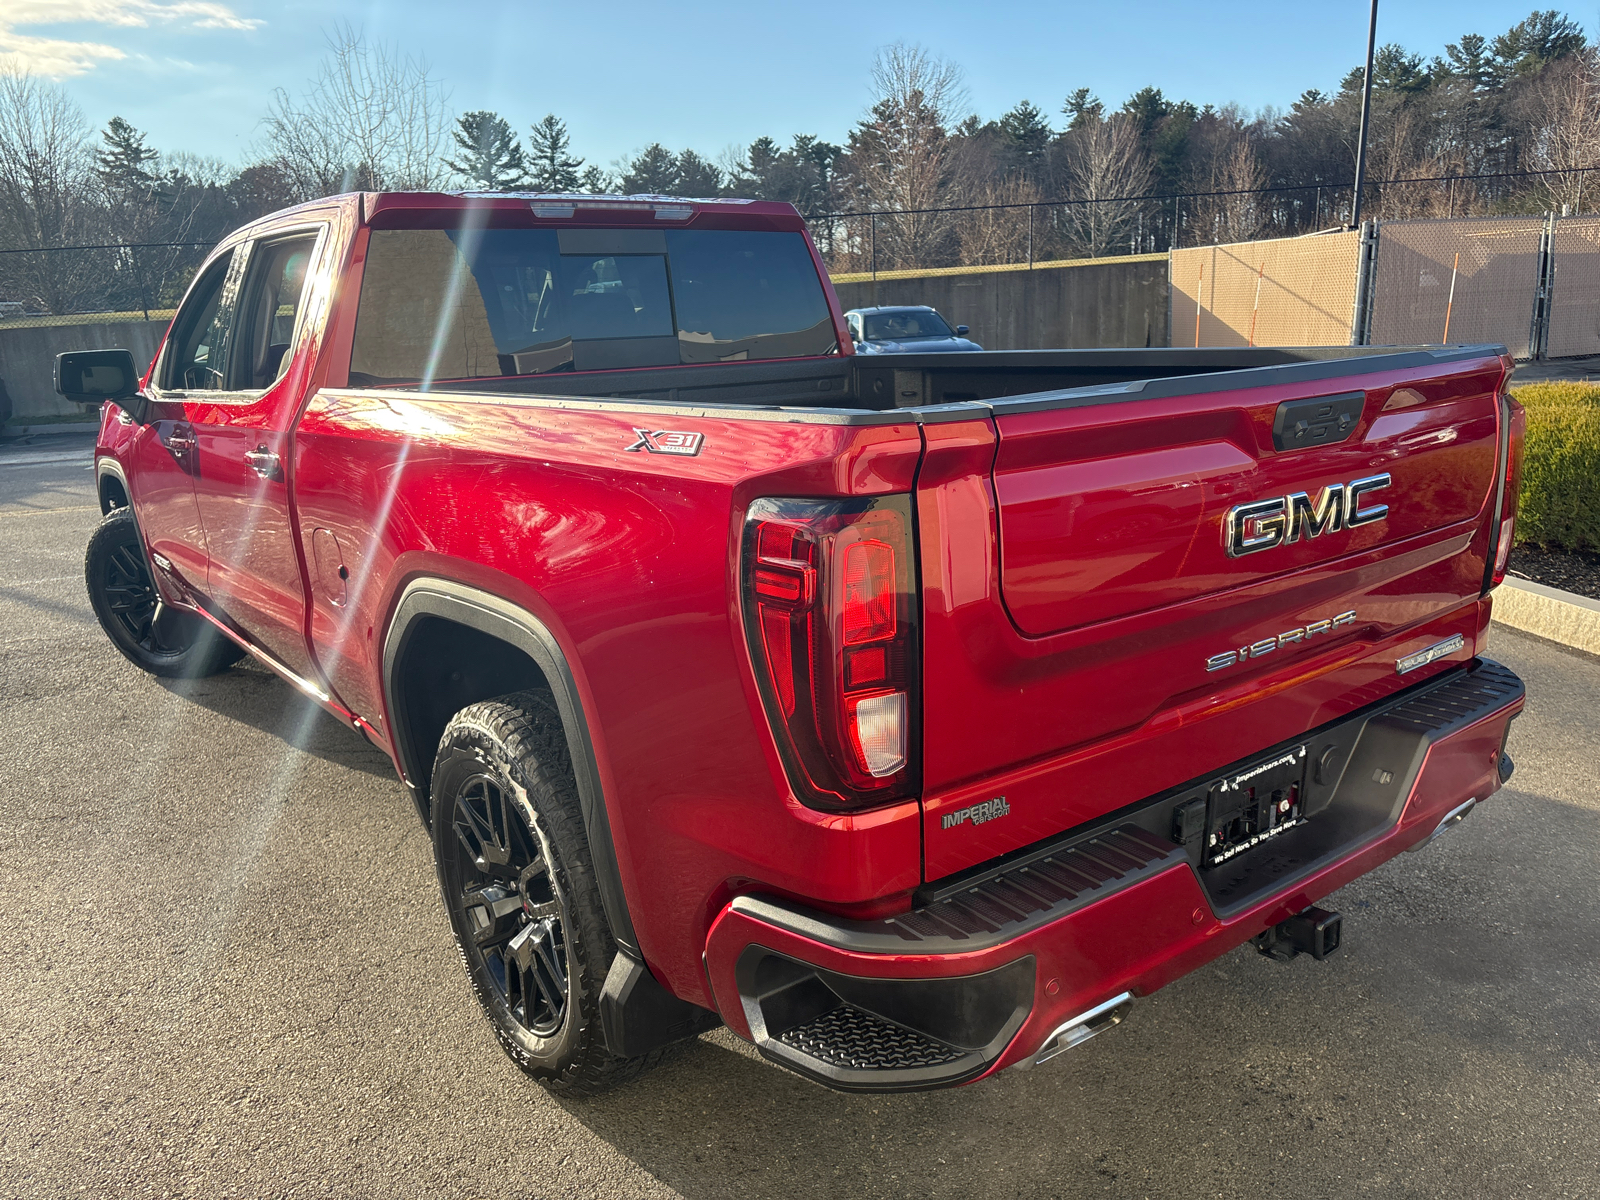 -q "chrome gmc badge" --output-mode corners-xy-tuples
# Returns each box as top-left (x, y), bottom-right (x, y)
(1224, 473), (1390, 557)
